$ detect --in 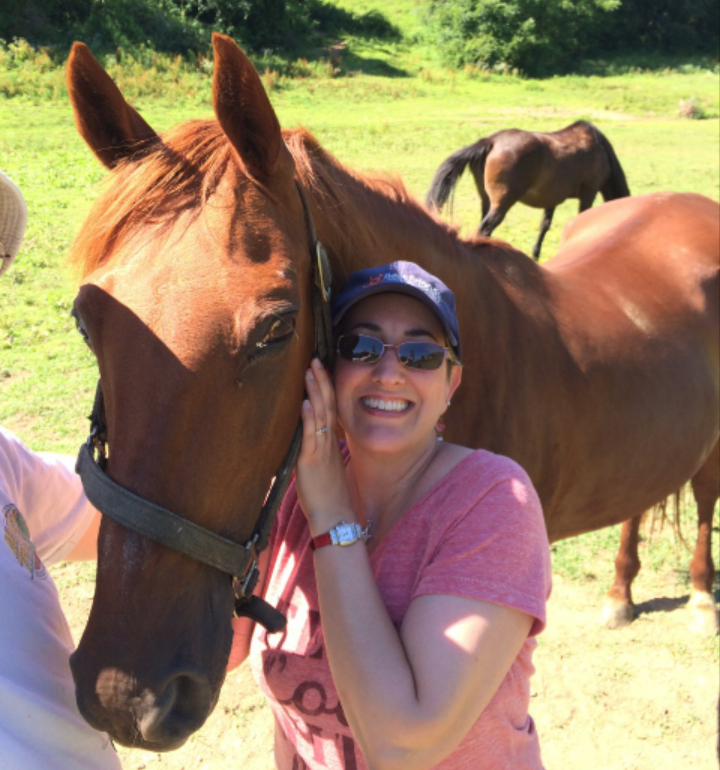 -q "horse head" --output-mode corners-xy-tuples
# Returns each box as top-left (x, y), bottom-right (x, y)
(67, 34), (319, 750)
